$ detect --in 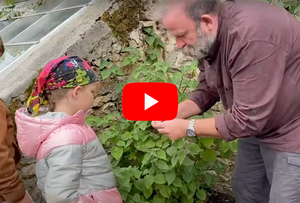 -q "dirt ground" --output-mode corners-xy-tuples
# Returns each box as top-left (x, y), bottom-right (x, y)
(207, 192), (235, 203)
